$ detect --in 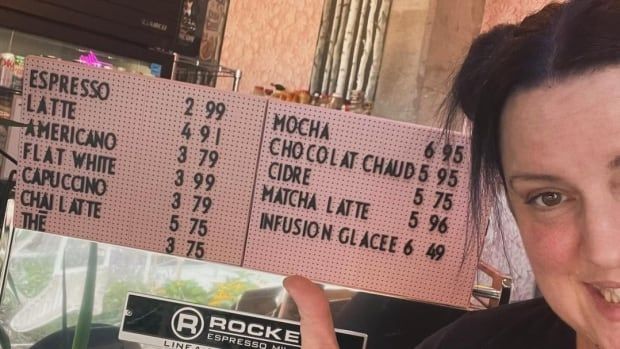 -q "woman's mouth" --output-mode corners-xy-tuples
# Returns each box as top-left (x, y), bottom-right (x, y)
(585, 283), (620, 322)
(592, 286), (620, 304)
